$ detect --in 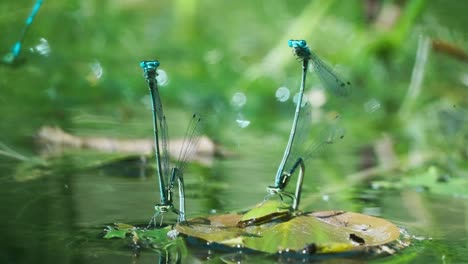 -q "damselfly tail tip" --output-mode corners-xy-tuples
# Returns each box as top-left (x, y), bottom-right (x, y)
(340, 81), (352, 96)
(191, 113), (202, 121)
